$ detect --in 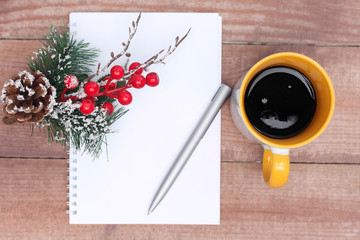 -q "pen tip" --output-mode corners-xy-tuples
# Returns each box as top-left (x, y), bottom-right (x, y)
(148, 206), (156, 215)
